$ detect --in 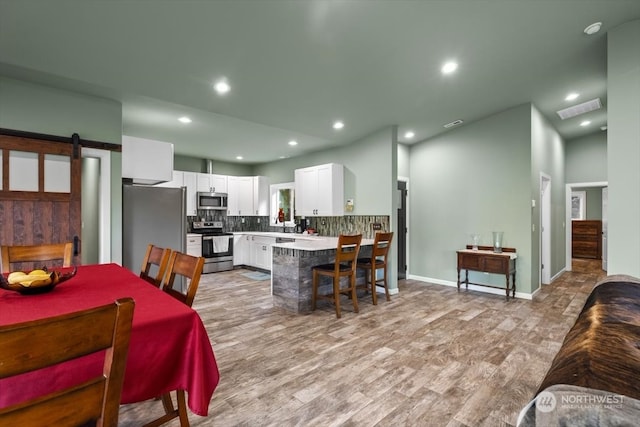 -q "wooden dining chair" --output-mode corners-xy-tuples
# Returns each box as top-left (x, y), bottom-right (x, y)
(311, 234), (362, 318)
(140, 244), (171, 287)
(356, 231), (394, 305)
(144, 250), (205, 427)
(1, 242), (73, 273)
(0, 298), (135, 427)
